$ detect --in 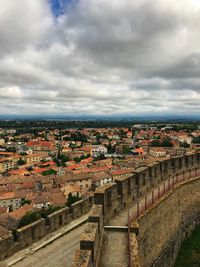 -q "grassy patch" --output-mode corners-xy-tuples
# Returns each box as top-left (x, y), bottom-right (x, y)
(174, 225), (200, 267)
